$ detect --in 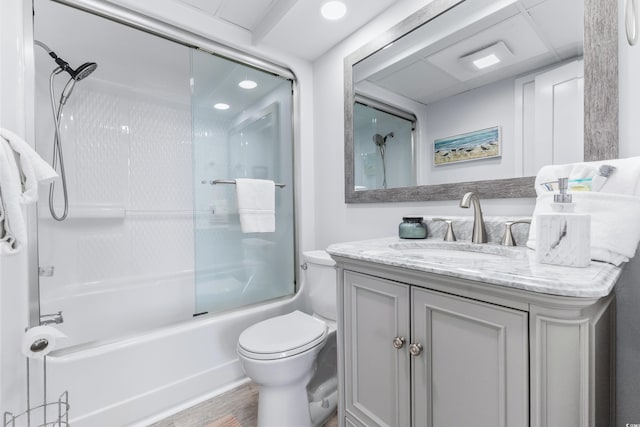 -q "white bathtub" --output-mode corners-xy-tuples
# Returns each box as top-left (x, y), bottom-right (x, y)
(44, 287), (303, 426)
